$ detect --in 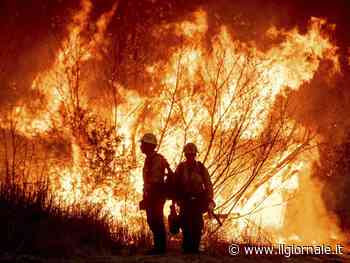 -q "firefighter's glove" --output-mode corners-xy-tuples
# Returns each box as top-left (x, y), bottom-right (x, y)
(208, 200), (216, 217)
(139, 199), (146, 210)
